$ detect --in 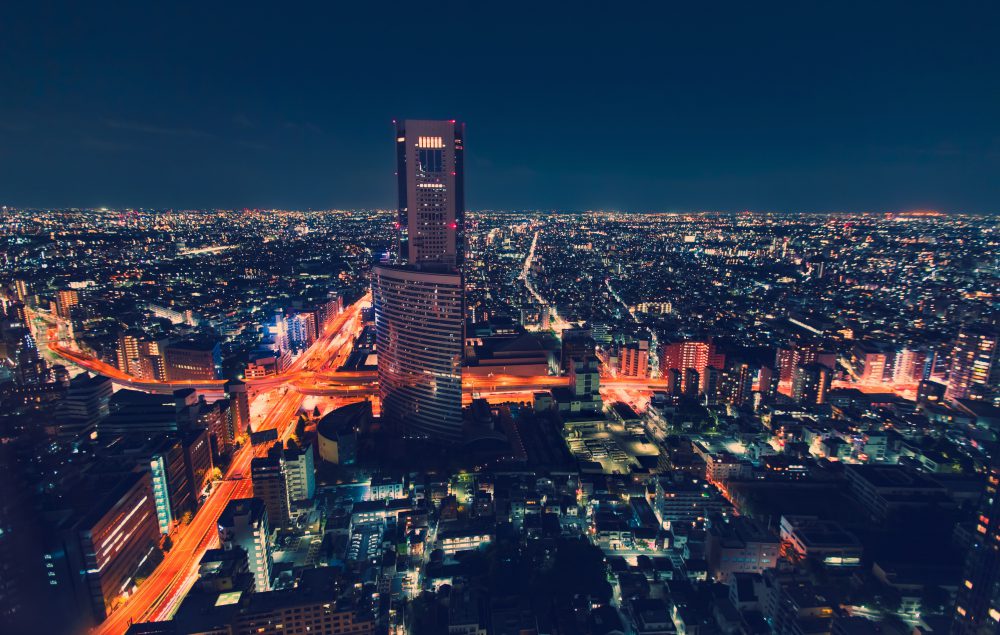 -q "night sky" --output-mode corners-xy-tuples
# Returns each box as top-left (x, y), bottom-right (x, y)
(2, 2), (998, 212)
